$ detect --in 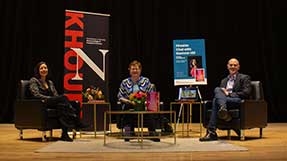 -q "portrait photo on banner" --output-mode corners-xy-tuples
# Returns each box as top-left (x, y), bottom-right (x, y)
(173, 39), (207, 86)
